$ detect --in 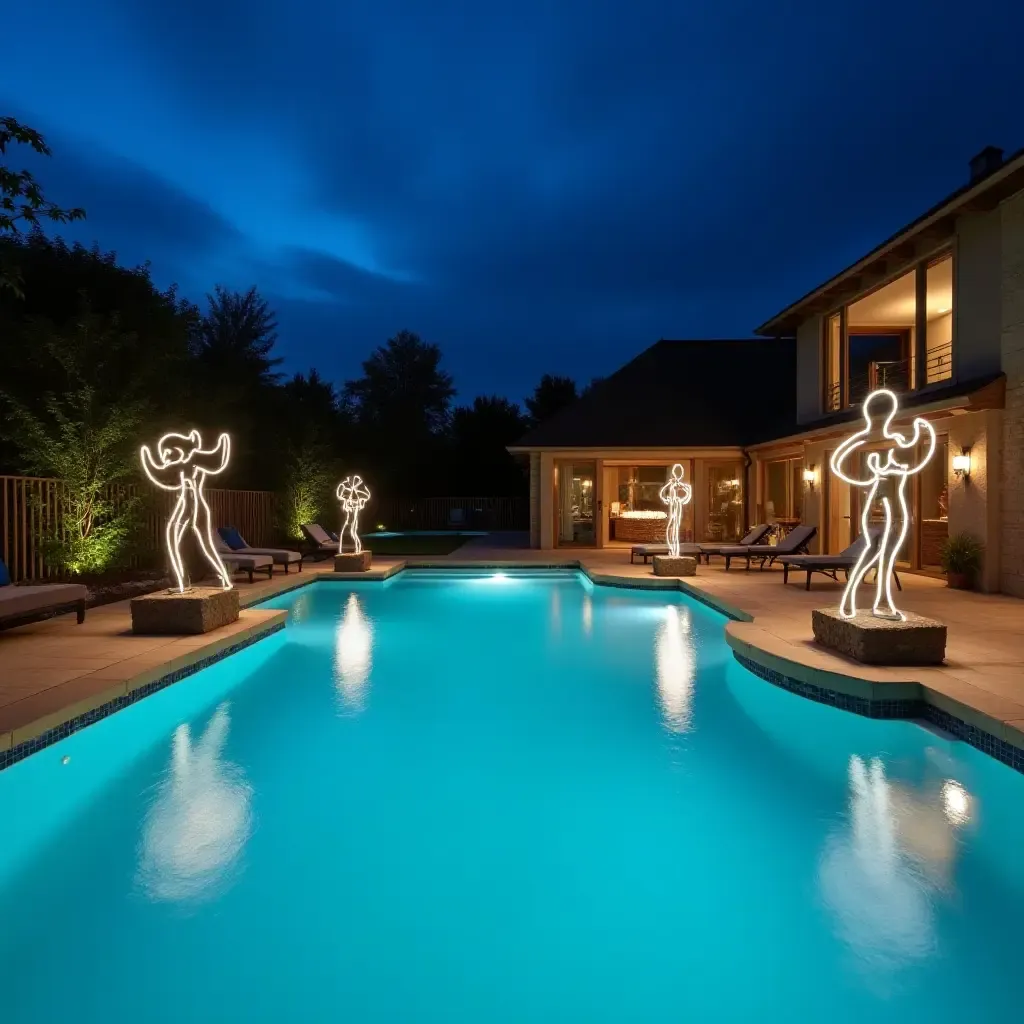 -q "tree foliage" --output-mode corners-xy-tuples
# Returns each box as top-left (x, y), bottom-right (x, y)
(1, 117), (85, 296)
(525, 374), (578, 425)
